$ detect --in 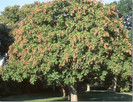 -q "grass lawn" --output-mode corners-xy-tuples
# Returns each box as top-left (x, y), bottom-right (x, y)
(0, 91), (132, 101)
(78, 91), (132, 101)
